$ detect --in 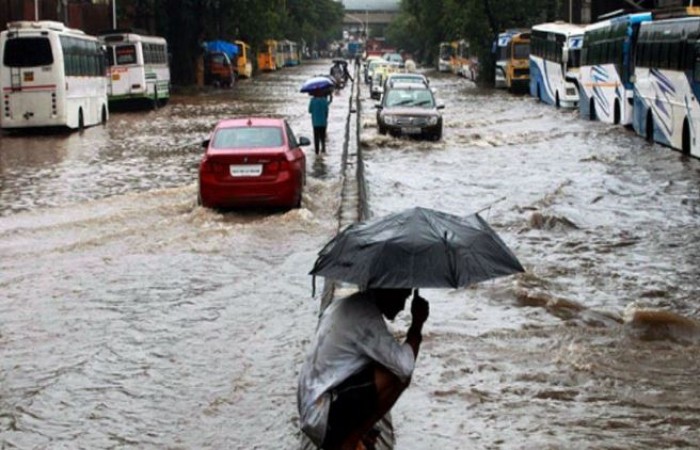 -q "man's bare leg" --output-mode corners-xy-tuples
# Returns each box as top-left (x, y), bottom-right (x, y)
(337, 365), (410, 450)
